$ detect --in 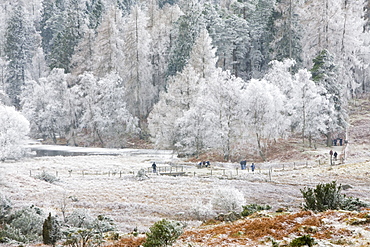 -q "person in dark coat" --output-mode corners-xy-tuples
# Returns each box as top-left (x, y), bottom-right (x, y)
(251, 163), (255, 172)
(152, 162), (157, 173)
(205, 161), (210, 167)
(240, 160), (247, 170)
(333, 151), (338, 161)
